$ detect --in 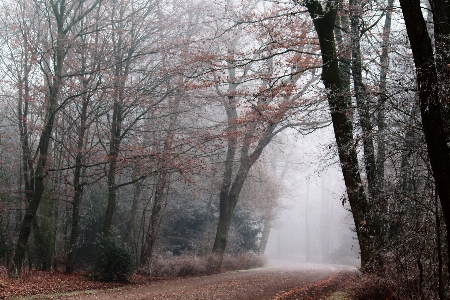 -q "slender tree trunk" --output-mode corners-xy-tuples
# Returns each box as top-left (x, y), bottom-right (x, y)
(349, 0), (377, 198)
(100, 1), (136, 240)
(305, 178), (310, 261)
(140, 97), (180, 267)
(9, 45), (62, 277)
(66, 94), (89, 273)
(435, 189), (445, 300)
(139, 172), (170, 267)
(377, 0), (394, 191)
(258, 217), (271, 254)
(125, 173), (143, 244)
(201, 193), (214, 255)
(102, 103), (121, 239)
